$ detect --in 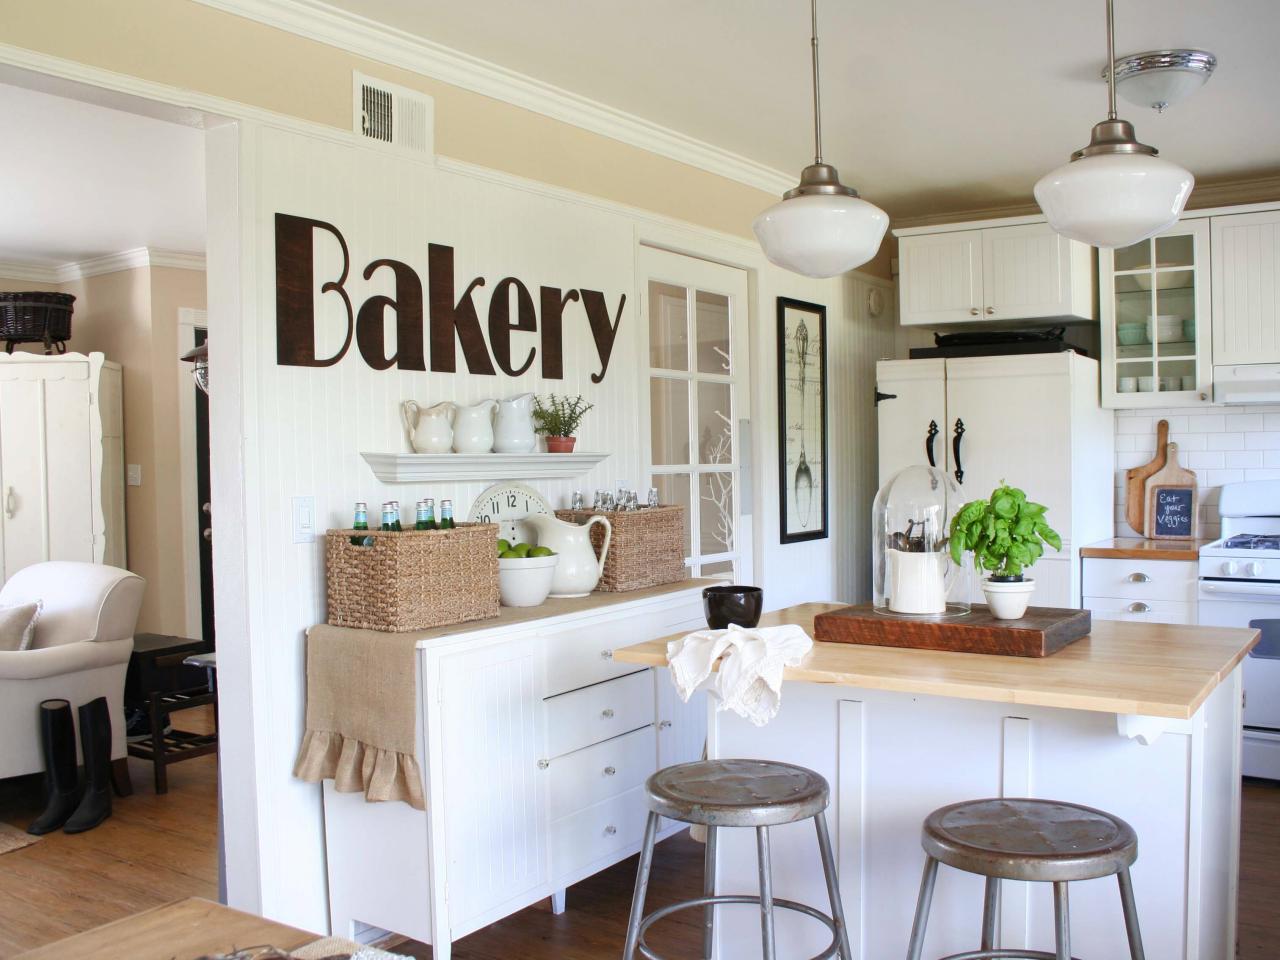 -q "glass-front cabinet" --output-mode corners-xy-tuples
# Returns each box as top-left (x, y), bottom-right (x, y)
(1100, 218), (1212, 408)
